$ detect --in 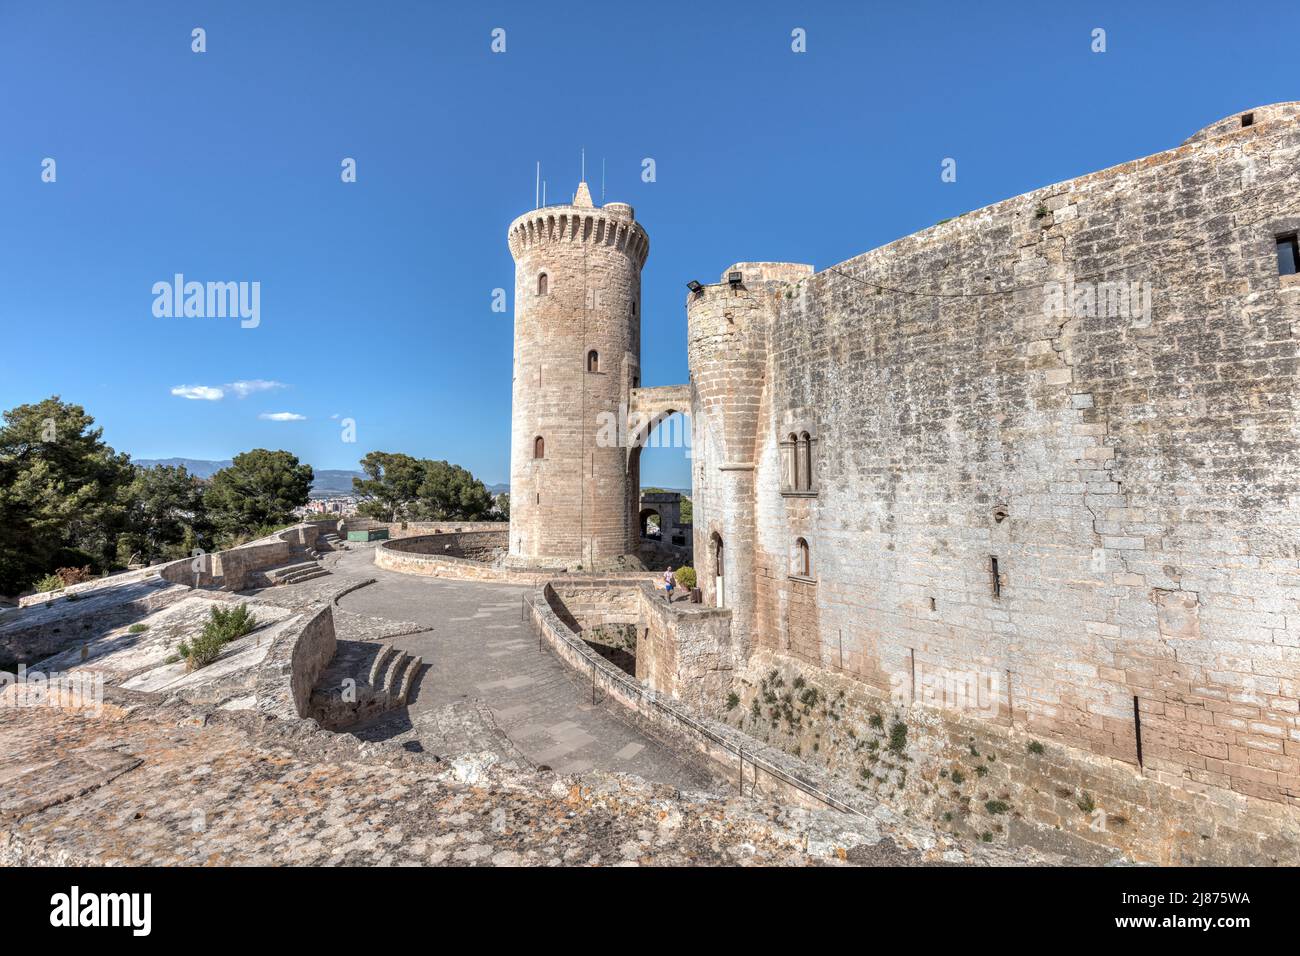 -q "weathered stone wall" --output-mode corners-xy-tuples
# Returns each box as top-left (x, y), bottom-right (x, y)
(688, 105), (1300, 863)
(507, 187), (648, 568)
(342, 519), (507, 540)
(254, 604), (338, 721)
(386, 530), (508, 562)
(688, 264), (813, 661)
(637, 588), (736, 713)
